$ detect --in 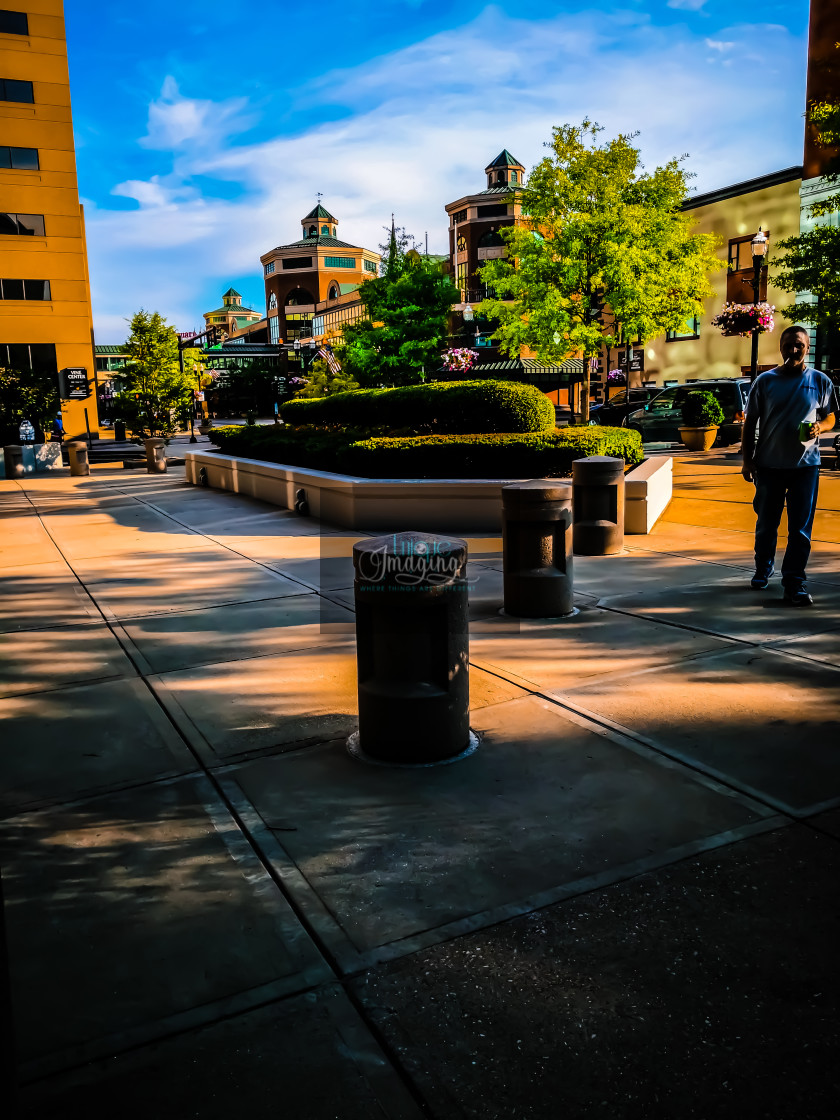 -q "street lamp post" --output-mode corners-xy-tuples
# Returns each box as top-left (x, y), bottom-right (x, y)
(749, 228), (768, 381)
